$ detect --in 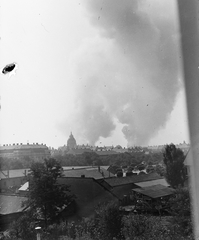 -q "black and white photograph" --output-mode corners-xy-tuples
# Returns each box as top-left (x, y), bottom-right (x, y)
(0, 0), (199, 239)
